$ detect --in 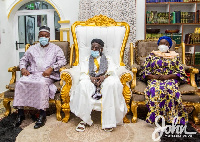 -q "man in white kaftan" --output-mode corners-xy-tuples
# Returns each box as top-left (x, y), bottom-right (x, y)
(69, 39), (127, 132)
(13, 26), (66, 129)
